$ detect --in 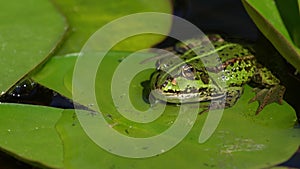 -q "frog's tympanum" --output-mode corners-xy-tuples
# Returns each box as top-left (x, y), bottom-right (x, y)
(149, 35), (285, 115)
